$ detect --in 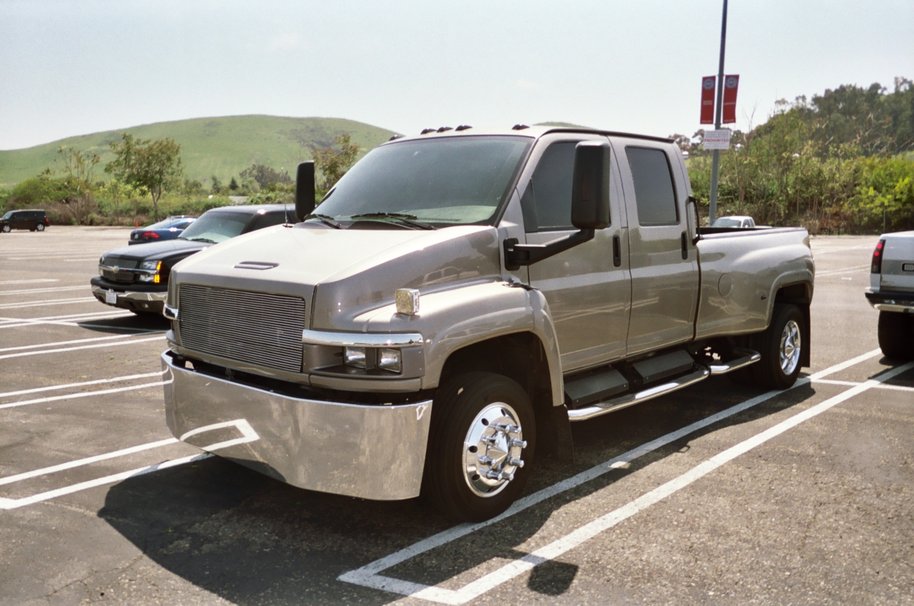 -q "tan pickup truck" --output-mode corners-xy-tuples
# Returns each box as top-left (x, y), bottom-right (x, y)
(160, 126), (815, 521)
